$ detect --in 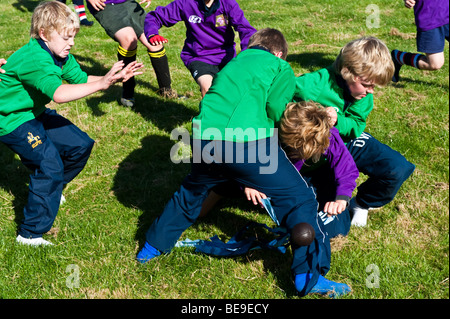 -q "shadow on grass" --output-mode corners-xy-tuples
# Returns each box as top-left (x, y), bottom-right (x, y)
(112, 134), (298, 297)
(287, 52), (335, 72)
(0, 143), (29, 234)
(12, 0), (38, 13)
(73, 53), (199, 131)
(390, 76), (450, 90)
